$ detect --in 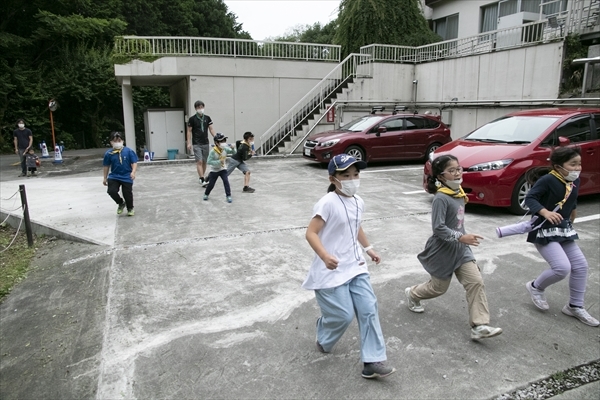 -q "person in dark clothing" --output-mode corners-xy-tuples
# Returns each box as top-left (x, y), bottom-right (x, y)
(524, 146), (598, 327)
(187, 100), (216, 187)
(25, 148), (40, 176)
(13, 119), (33, 177)
(227, 131), (256, 193)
